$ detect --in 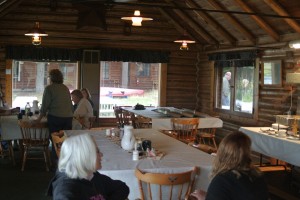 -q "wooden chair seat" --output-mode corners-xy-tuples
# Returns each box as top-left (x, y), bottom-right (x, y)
(135, 167), (199, 200)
